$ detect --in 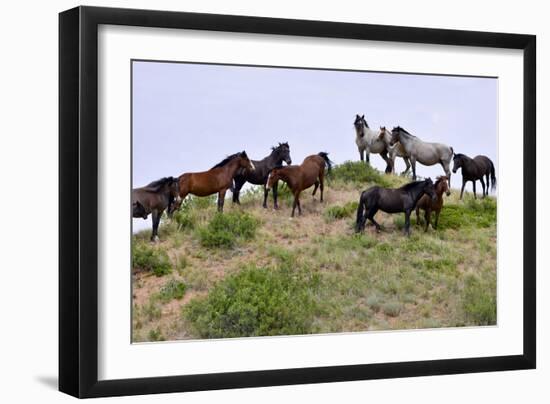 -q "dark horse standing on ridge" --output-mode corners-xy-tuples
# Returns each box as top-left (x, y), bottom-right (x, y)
(355, 178), (437, 236)
(232, 142), (292, 209)
(132, 177), (180, 242)
(452, 153), (496, 199)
